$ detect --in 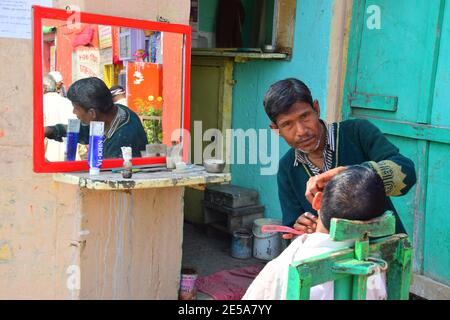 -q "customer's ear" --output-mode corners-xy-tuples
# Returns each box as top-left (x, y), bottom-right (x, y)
(312, 191), (323, 211)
